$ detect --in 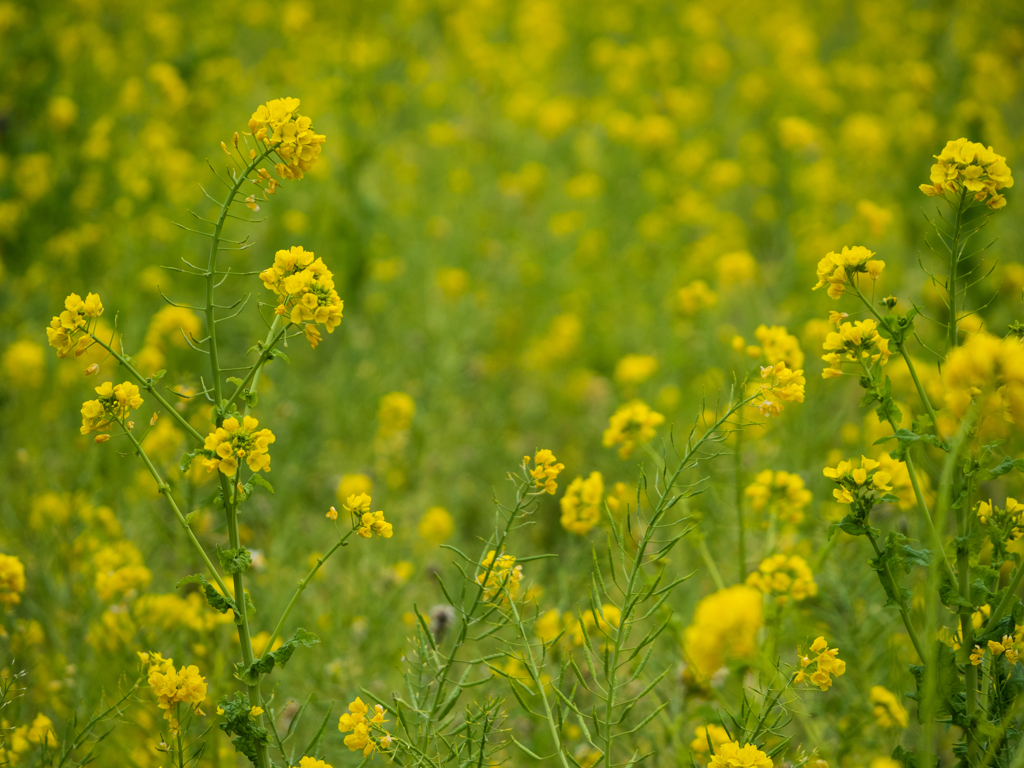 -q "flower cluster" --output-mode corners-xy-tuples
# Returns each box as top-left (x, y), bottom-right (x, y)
(690, 724), (731, 764)
(476, 550), (523, 604)
(202, 416), (276, 476)
(258, 246), (344, 348)
(753, 324), (805, 369)
(602, 400), (665, 458)
(795, 637), (847, 691)
(528, 449), (565, 494)
(919, 138), (1013, 209)
(745, 554), (818, 606)
(813, 246), (885, 299)
(821, 316), (892, 379)
(755, 362), (805, 417)
(0, 553), (25, 610)
(248, 97), (326, 181)
(46, 291), (103, 358)
(560, 471), (604, 535)
(358, 511), (393, 540)
(870, 685), (909, 728)
(338, 697), (391, 757)
(709, 741), (774, 768)
(297, 758), (334, 768)
(971, 635), (1020, 666)
(682, 585), (763, 683)
(144, 653), (207, 732)
(80, 381), (143, 437)
(823, 456), (893, 505)
(976, 497), (1024, 543)
(942, 332), (1024, 437)
(744, 470), (812, 525)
